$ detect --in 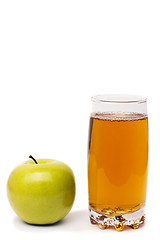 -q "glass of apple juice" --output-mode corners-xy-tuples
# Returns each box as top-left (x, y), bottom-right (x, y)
(88, 94), (148, 231)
